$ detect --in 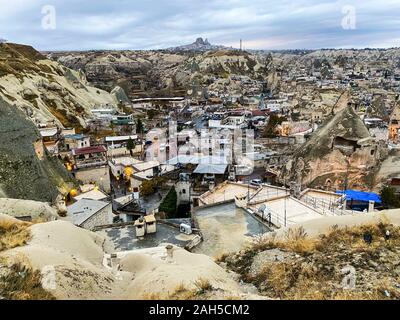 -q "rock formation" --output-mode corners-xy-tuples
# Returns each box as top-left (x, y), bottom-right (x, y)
(167, 37), (228, 52)
(283, 105), (383, 191)
(0, 97), (74, 202)
(111, 86), (130, 105)
(50, 49), (271, 98)
(0, 42), (115, 128)
(0, 215), (263, 300)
